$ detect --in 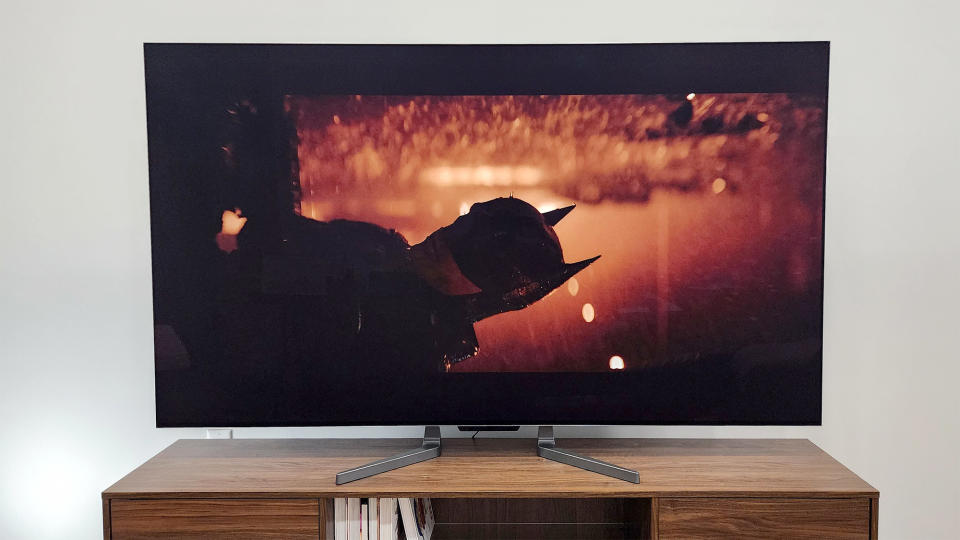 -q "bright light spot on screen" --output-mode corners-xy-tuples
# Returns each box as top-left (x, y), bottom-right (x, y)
(422, 165), (543, 187)
(567, 277), (579, 297)
(475, 166), (494, 184)
(514, 166), (542, 186)
(757, 112), (770, 122)
(216, 209), (247, 253)
(609, 355), (625, 370)
(537, 202), (558, 213)
(686, 93), (696, 101)
(220, 209), (246, 235)
(712, 177), (727, 194)
(459, 202), (470, 216)
(582, 303), (595, 323)
(332, 114), (341, 125)
(429, 167), (453, 185)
